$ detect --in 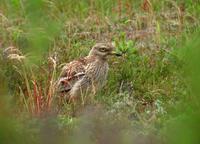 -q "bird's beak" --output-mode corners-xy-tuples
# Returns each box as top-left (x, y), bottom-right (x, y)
(110, 51), (122, 56)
